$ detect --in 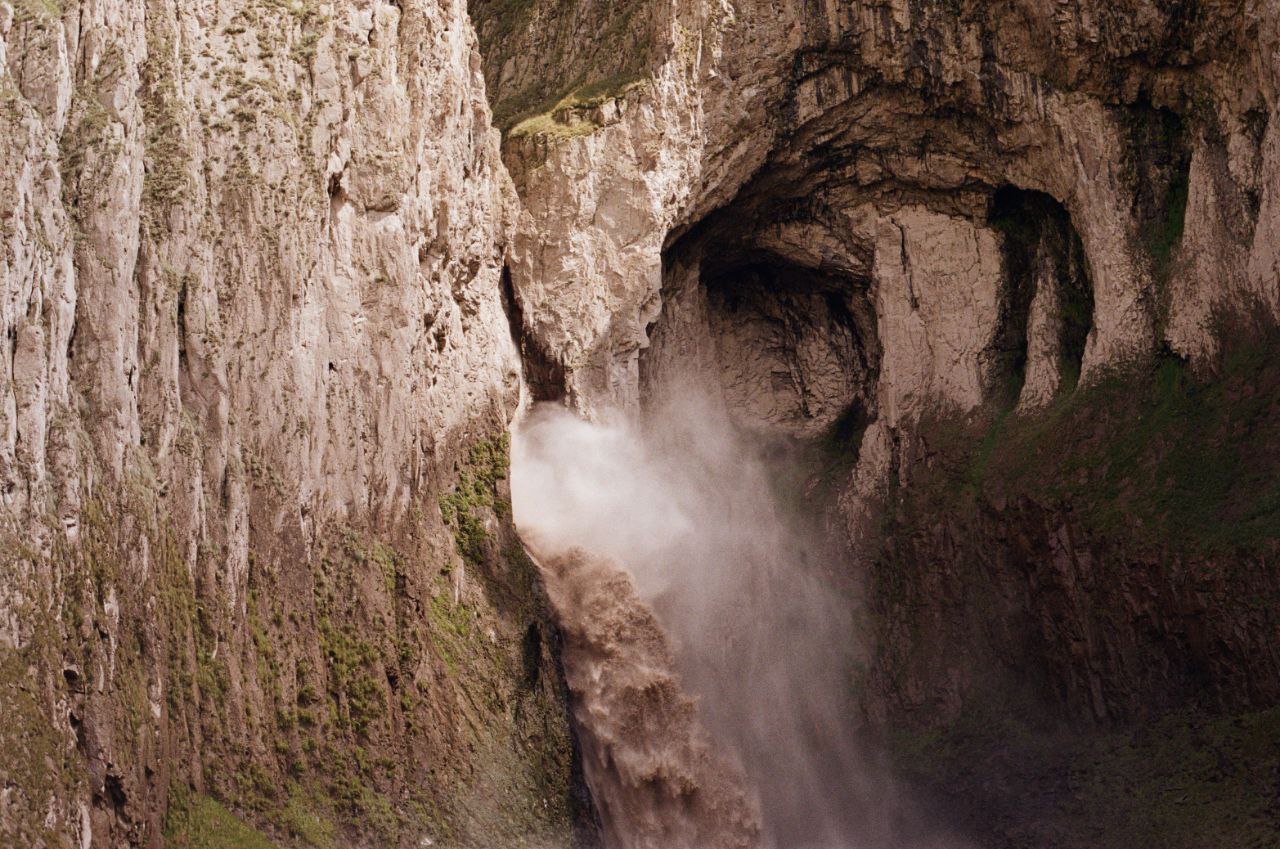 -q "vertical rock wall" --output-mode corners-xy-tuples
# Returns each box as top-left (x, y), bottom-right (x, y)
(476, 0), (1280, 411)
(474, 0), (1280, 751)
(2, 1), (586, 847)
(4, 0), (1280, 844)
